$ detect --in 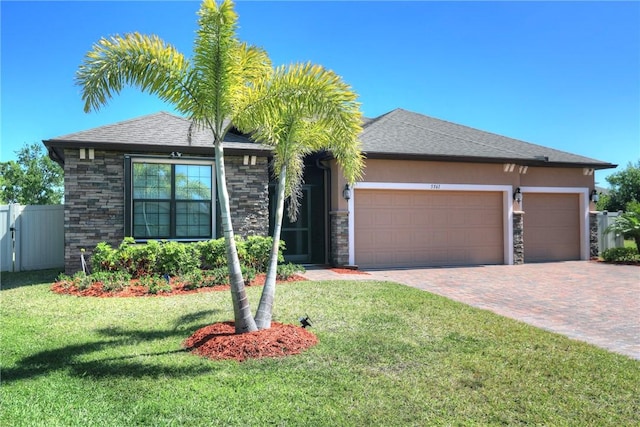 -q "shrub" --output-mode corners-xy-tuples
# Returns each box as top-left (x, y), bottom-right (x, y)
(91, 242), (118, 272)
(92, 271), (131, 292)
(91, 239), (160, 277)
(602, 247), (640, 263)
(242, 266), (257, 285)
(244, 236), (285, 272)
(234, 236), (248, 264)
(130, 240), (161, 277)
(277, 262), (305, 280)
(139, 274), (172, 294)
(181, 270), (204, 290)
(208, 267), (229, 286)
(117, 238), (161, 277)
(88, 236), (296, 284)
(156, 241), (199, 276)
(198, 238), (228, 269)
(56, 272), (93, 290)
